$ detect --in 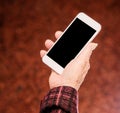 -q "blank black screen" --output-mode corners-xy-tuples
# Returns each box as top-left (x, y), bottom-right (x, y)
(47, 18), (96, 68)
